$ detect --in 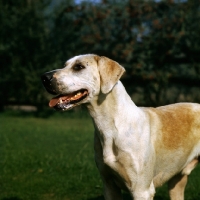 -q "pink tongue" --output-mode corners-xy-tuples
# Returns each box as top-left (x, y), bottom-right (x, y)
(49, 95), (70, 108)
(49, 98), (60, 107)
